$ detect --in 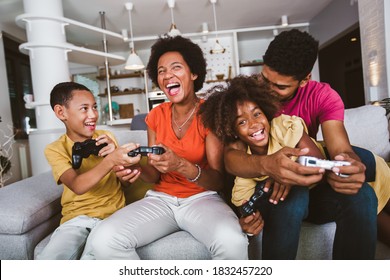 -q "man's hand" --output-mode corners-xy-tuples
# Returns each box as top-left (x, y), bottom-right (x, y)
(262, 147), (325, 186)
(326, 153), (366, 194)
(239, 210), (264, 236)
